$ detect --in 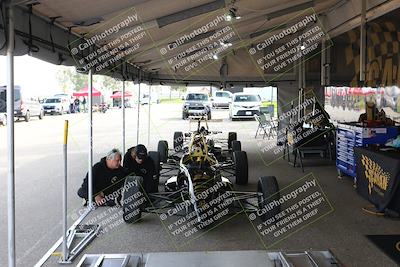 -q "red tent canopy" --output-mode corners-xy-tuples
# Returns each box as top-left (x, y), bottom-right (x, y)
(110, 91), (133, 99)
(73, 86), (101, 97)
(362, 87), (375, 96)
(324, 87), (332, 97)
(350, 87), (363, 96)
